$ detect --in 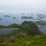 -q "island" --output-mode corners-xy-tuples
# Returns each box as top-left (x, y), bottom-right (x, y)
(21, 16), (33, 19)
(0, 21), (46, 46)
(4, 15), (11, 17)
